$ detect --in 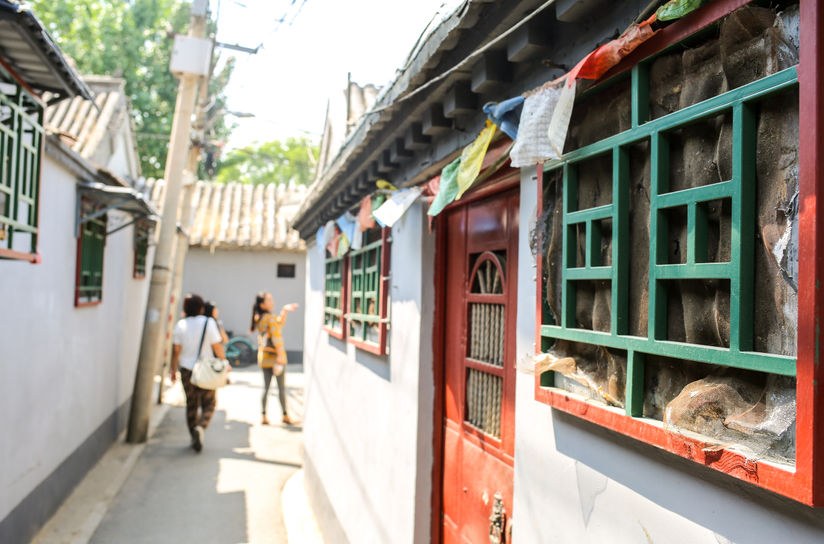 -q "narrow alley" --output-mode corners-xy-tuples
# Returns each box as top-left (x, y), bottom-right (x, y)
(33, 366), (318, 544)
